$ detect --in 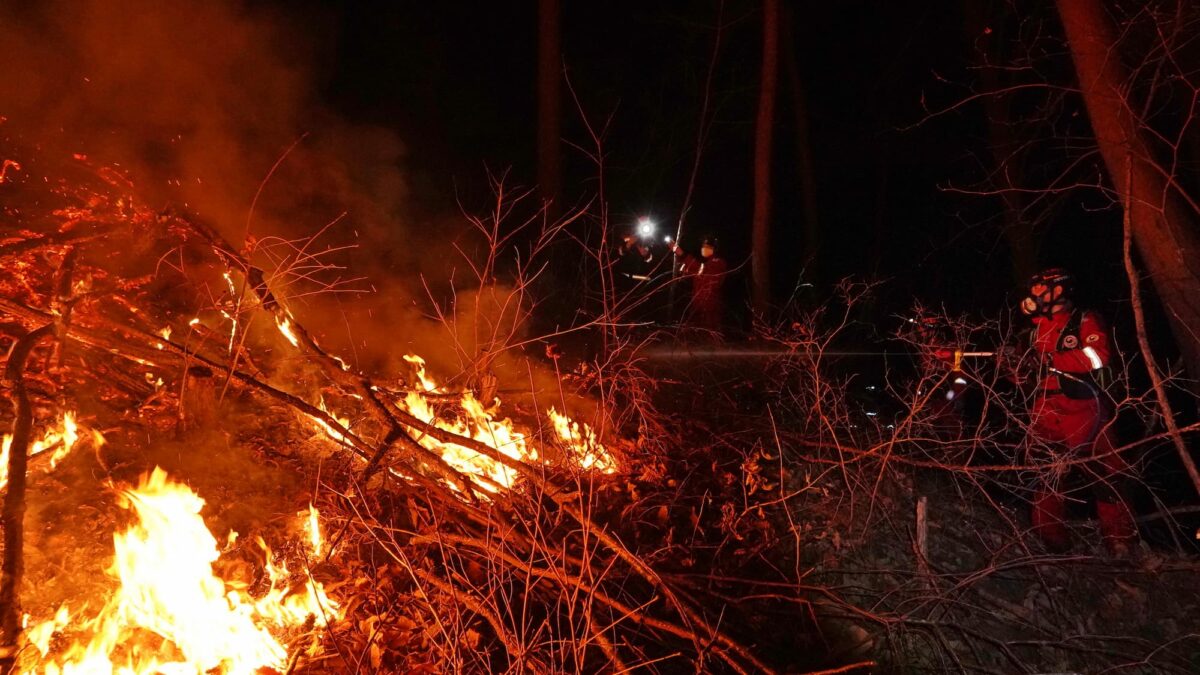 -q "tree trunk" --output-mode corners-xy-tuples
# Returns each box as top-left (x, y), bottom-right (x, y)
(964, 0), (1039, 285)
(751, 0), (780, 316)
(536, 0), (562, 217)
(0, 324), (54, 672)
(1057, 0), (1200, 395)
(780, 3), (819, 284)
